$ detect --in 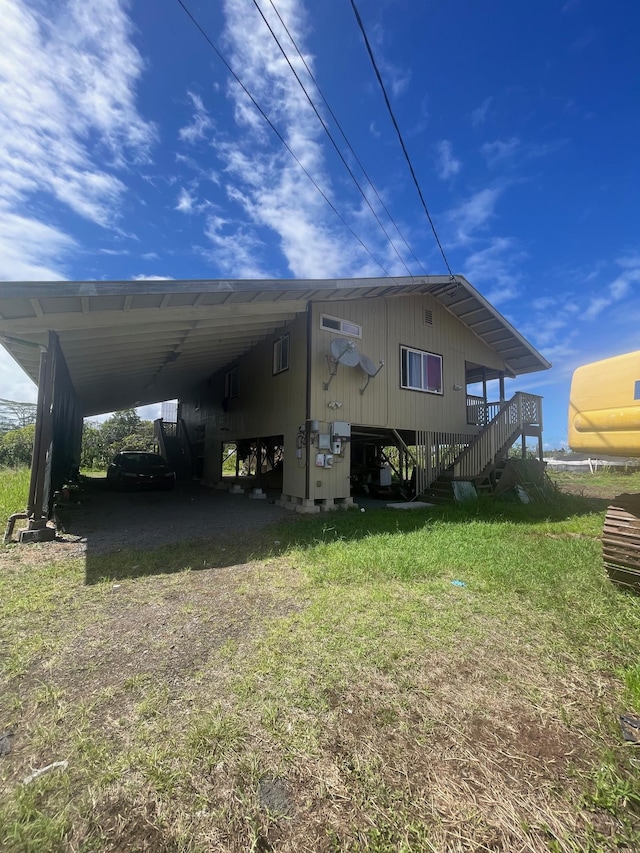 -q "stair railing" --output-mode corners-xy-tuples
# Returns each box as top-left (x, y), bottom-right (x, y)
(153, 418), (169, 459)
(453, 392), (542, 480)
(466, 396), (502, 426)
